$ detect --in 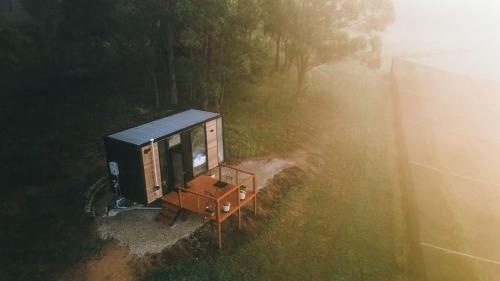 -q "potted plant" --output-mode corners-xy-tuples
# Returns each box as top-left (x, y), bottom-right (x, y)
(239, 186), (247, 200)
(222, 201), (231, 212)
(205, 205), (215, 217)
